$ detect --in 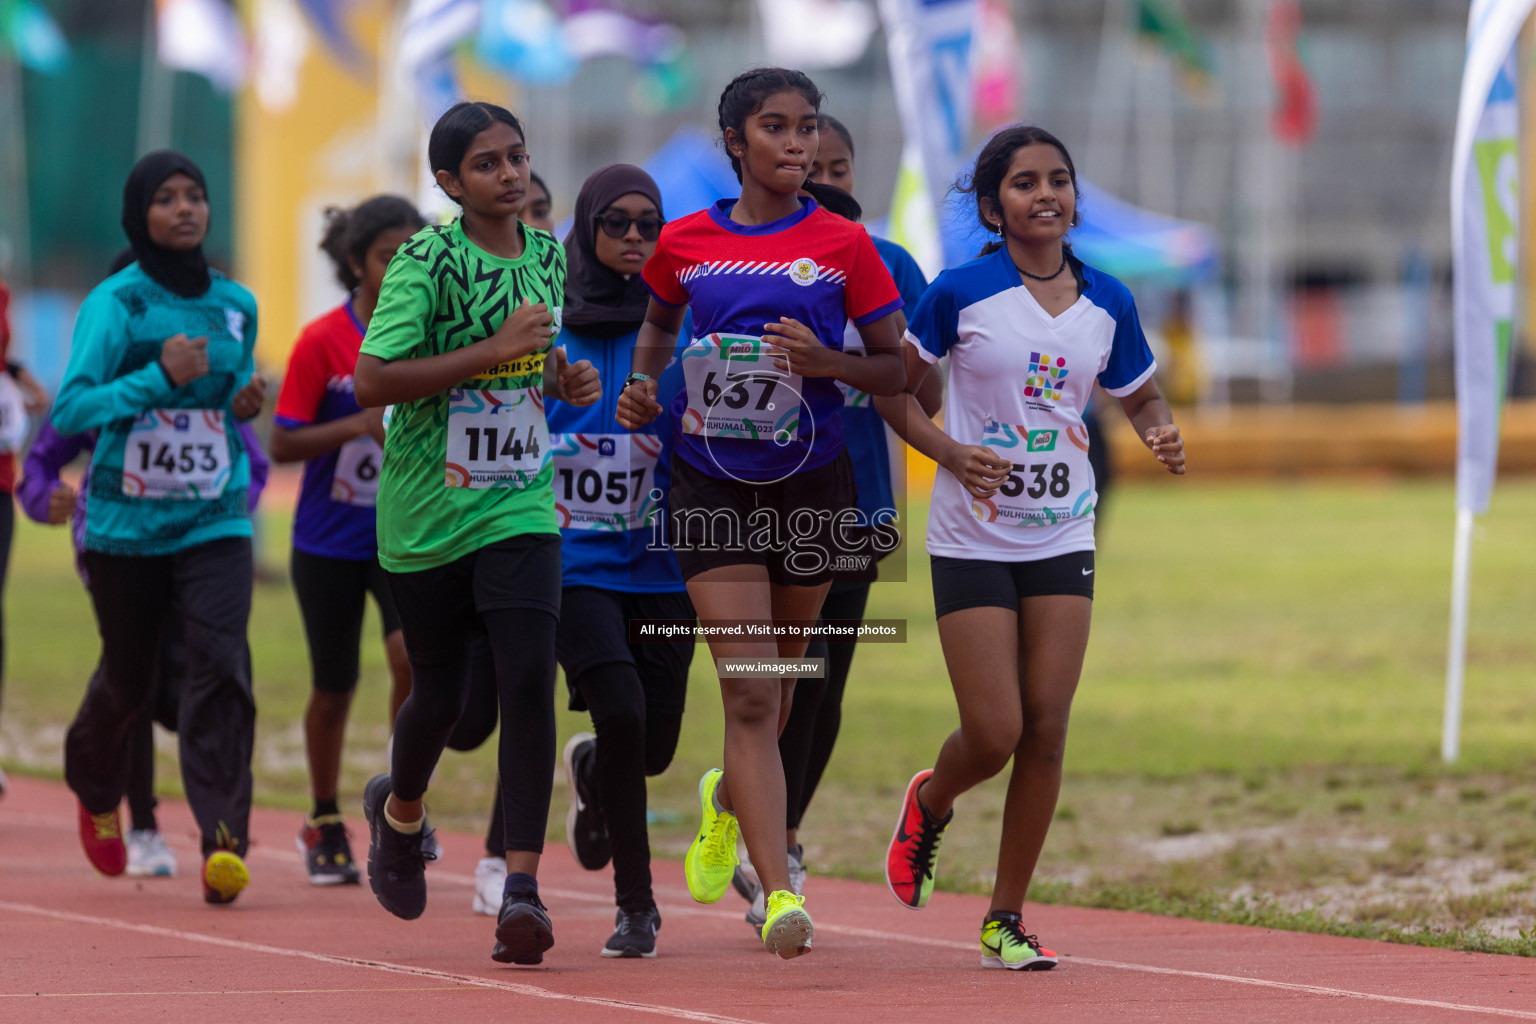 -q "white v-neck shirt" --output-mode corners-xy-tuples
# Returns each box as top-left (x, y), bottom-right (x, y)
(906, 249), (1155, 562)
